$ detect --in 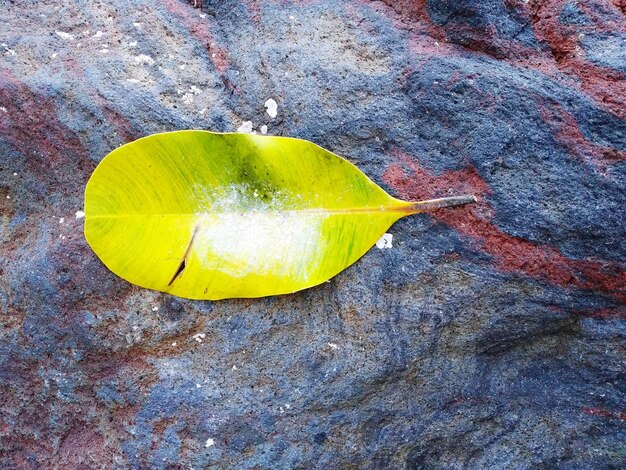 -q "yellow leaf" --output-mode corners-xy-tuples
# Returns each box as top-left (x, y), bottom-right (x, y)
(84, 131), (475, 299)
